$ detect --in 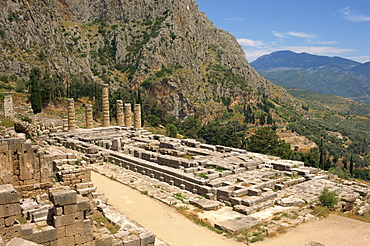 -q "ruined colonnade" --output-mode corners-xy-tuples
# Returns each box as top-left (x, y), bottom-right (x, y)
(66, 85), (142, 130)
